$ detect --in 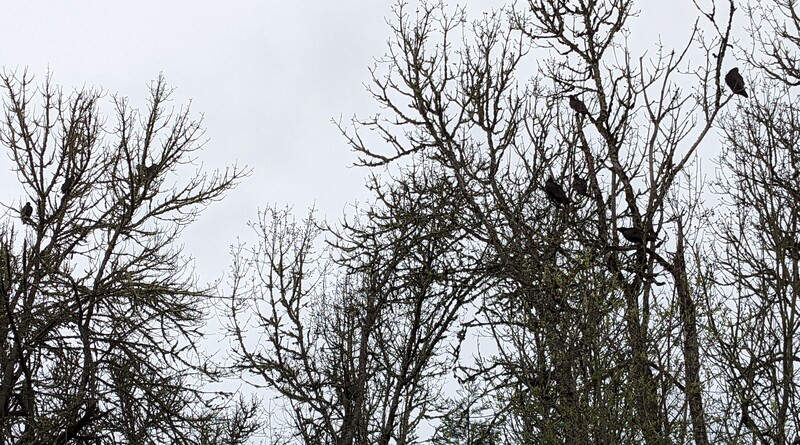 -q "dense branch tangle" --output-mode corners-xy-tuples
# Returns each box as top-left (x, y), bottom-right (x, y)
(220, 0), (800, 444)
(0, 71), (253, 444)
(334, 1), (745, 444)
